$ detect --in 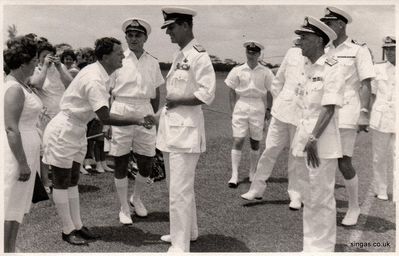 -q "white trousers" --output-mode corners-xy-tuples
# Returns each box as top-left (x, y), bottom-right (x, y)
(163, 152), (200, 252)
(297, 157), (337, 252)
(371, 129), (396, 198)
(250, 117), (301, 201)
